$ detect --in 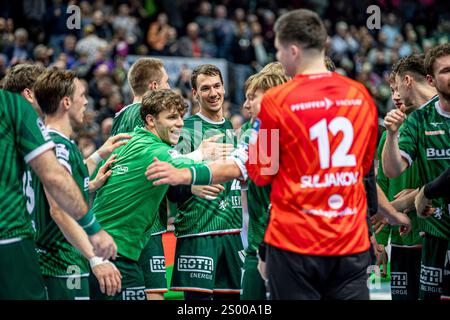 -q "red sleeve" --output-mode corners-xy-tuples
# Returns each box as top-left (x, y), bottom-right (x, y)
(246, 93), (280, 186)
